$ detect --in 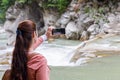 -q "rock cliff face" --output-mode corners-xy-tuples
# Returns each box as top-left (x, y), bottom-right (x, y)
(56, 0), (120, 40)
(4, 1), (45, 45)
(3, 0), (120, 45)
